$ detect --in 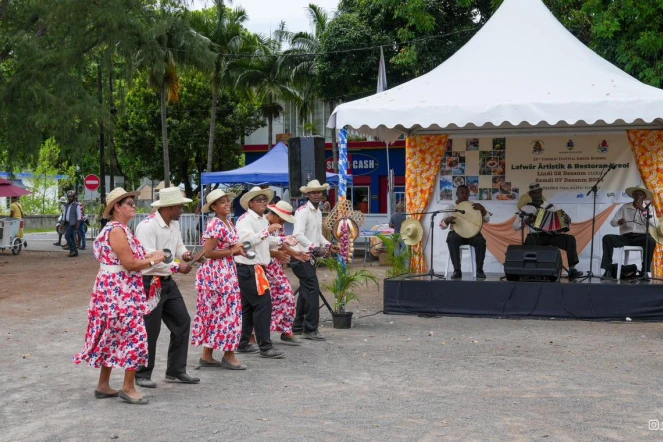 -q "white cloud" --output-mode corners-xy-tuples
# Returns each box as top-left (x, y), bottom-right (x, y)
(189, 0), (338, 37)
